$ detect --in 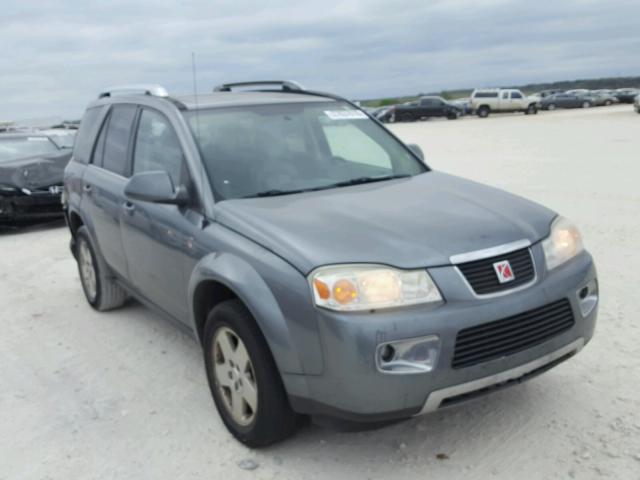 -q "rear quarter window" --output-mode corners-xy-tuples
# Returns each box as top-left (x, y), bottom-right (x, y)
(72, 106), (106, 164)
